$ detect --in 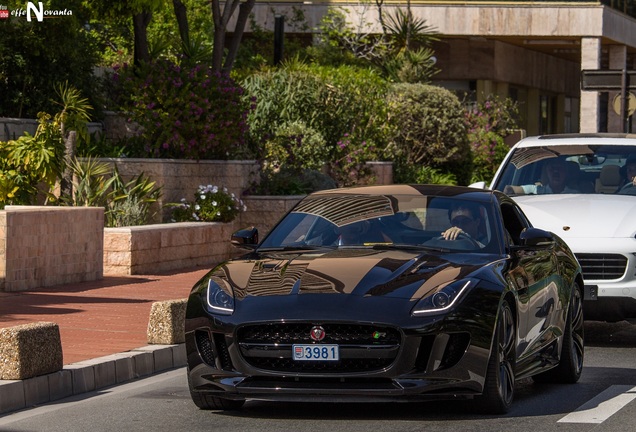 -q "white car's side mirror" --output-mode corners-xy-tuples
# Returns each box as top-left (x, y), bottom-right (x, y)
(469, 181), (487, 189)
